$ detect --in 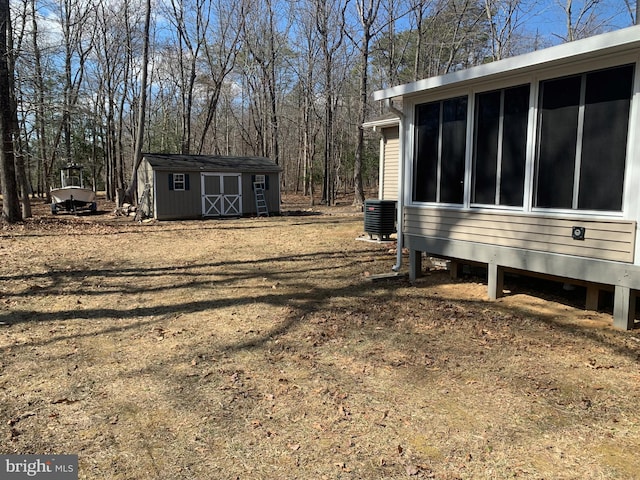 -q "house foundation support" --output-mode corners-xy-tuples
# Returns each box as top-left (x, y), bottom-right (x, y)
(406, 237), (640, 330)
(614, 286), (636, 330)
(487, 263), (504, 301)
(409, 249), (422, 282)
(586, 285), (600, 311)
